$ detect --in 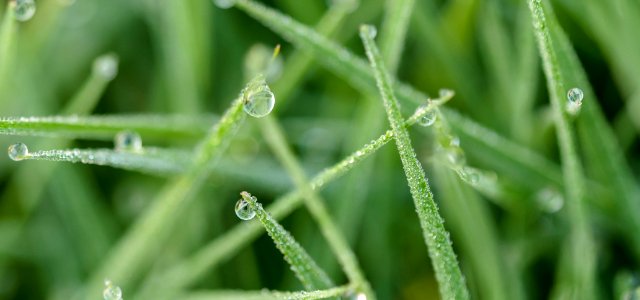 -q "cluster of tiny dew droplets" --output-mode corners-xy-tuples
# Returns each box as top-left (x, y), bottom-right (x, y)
(11, 0), (36, 22)
(566, 87), (584, 115)
(114, 131), (142, 153)
(8, 143), (29, 161)
(243, 75), (276, 118)
(103, 280), (123, 300)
